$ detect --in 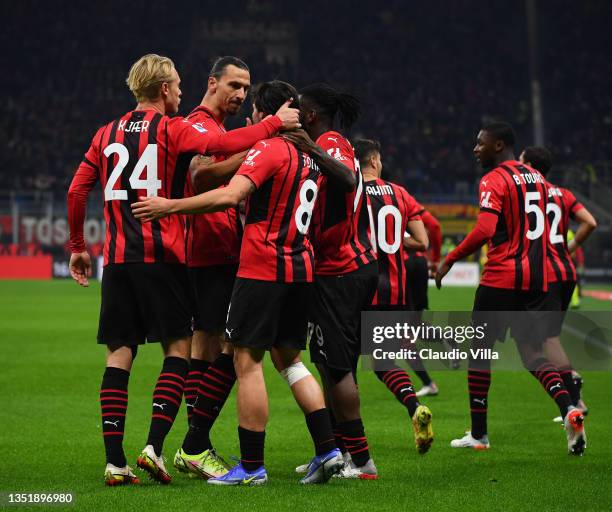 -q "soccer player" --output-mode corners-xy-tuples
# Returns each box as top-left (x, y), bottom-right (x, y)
(519, 146), (597, 420)
(355, 138), (434, 454)
(67, 54), (300, 485)
(284, 84), (379, 479)
(132, 81), (346, 486)
(435, 122), (586, 455)
(173, 57), (253, 479)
